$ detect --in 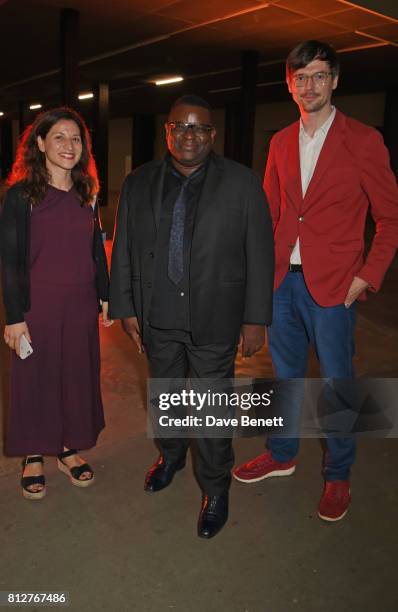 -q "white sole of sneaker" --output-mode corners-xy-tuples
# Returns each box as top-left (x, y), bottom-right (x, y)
(233, 465), (296, 483)
(318, 508), (348, 522)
